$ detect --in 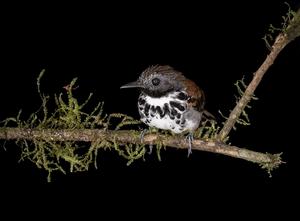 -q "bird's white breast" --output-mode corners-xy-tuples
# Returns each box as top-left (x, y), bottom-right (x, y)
(144, 92), (179, 106)
(138, 92), (200, 133)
